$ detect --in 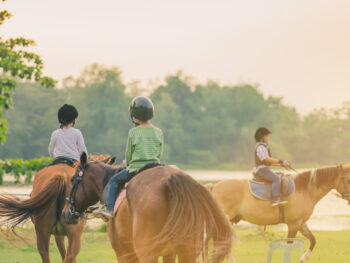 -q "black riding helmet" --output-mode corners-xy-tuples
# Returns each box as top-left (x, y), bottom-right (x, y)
(58, 104), (78, 126)
(129, 96), (154, 124)
(255, 127), (271, 142)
